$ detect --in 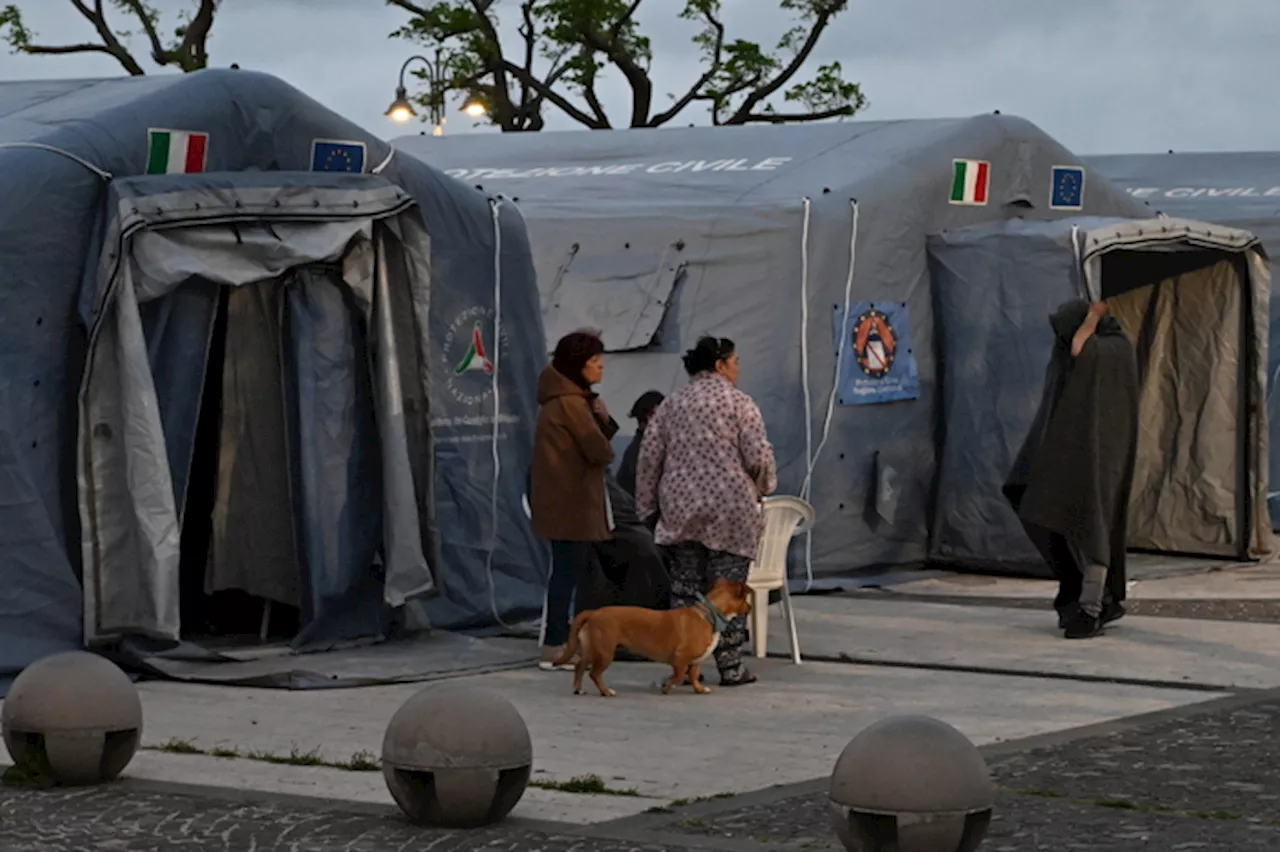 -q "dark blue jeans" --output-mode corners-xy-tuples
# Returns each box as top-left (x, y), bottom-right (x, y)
(542, 540), (596, 647)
